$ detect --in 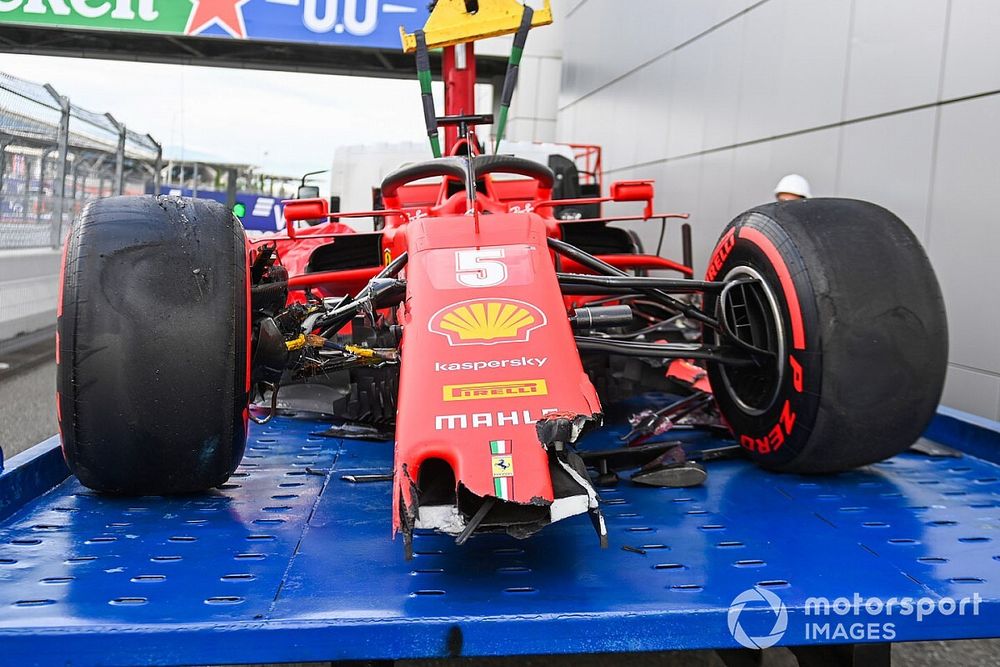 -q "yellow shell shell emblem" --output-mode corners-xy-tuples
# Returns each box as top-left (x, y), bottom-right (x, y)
(429, 298), (546, 346)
